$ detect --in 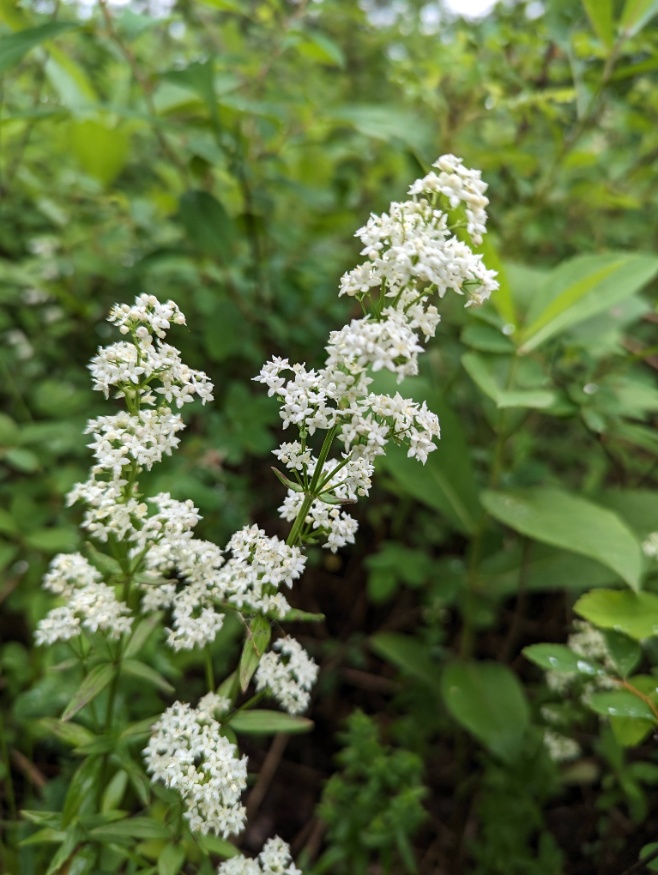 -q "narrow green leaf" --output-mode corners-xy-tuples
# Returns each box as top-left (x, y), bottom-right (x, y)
(369, 632), (439, 691)
(45, 827), (85, 875)
(228, 709), (313, 734)
(587, 690), (656, 721)
(61, 663), (115, 722)
(239, 615), (271, 692)
(0, 22), (76, 74)
(620, 0), (658, 35)
(523, 643), (601, 675)
(582, 0), (614, 46)
(282, 608), (325, 623)
(38, 718), (95, 748)
(101, 770), (128, 813)
(158, 843), (186, 875)
(575, 589), (658, 640)
(477, 236), (516, 326)
(481, 488), (643, 590)
(62, 757), (101, 827)
(519, 254), (658, 353)
(124, 612), (163, 659)
(440, 661), (529, 762)
(89, 816), (170, 842)
(122, 659), (174, 694)
(119, 715), (159, 742)
(19, 827), (66, 847)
